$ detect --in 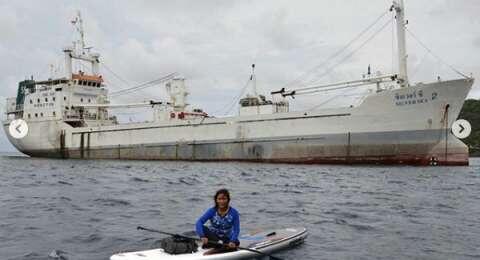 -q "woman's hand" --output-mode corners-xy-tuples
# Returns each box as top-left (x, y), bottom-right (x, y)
(201, 237), (208, 246)
(227, 242), (237, 249)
